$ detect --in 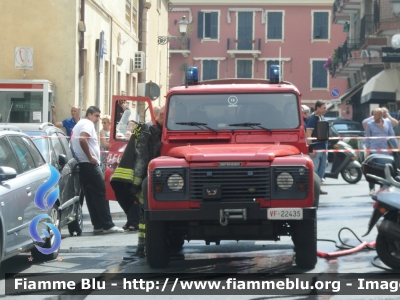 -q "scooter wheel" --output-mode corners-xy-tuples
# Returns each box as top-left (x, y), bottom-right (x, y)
(376, 233), (400, 270)
(341, 167), (362, 184)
